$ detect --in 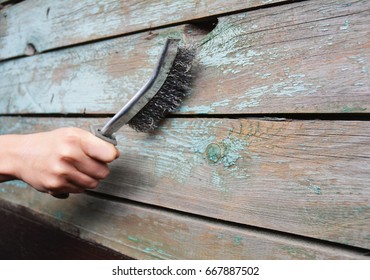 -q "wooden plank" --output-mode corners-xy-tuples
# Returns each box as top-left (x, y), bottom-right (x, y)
(0, 0), (285, 61)
(1, 116), (369, 249)
(0, 193), (367, 260)
(1, 0), (369, 115)
(0, 201), (131, 259)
